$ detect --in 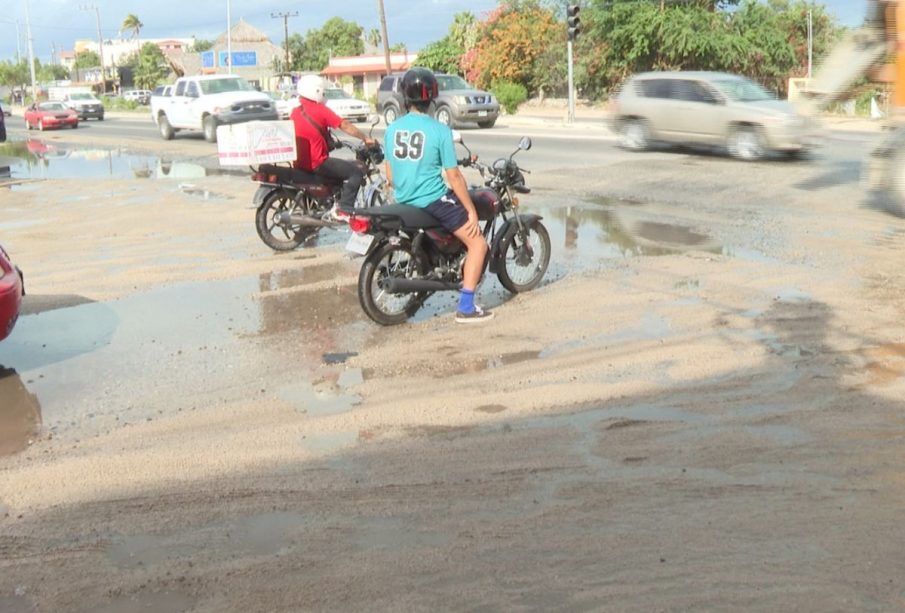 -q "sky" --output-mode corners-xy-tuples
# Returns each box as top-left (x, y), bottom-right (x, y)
(0, 0), (868, 64)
